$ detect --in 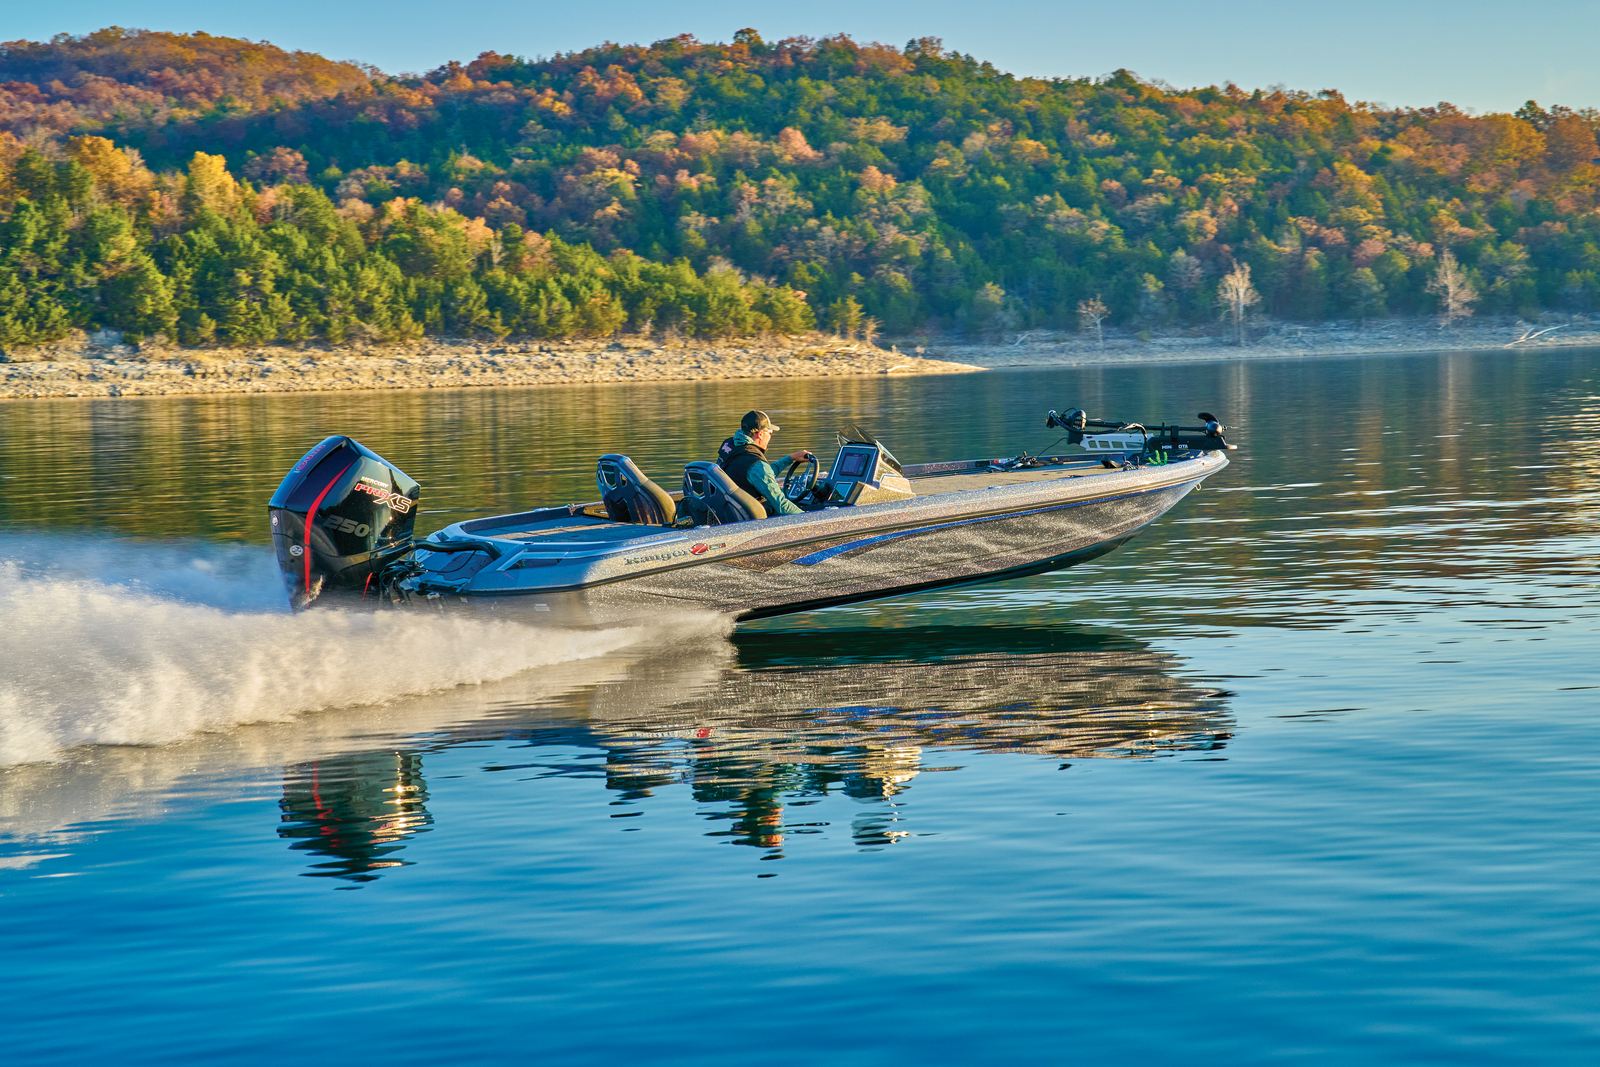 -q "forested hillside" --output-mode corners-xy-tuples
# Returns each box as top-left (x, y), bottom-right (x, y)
(4, 26), (1599, 348)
